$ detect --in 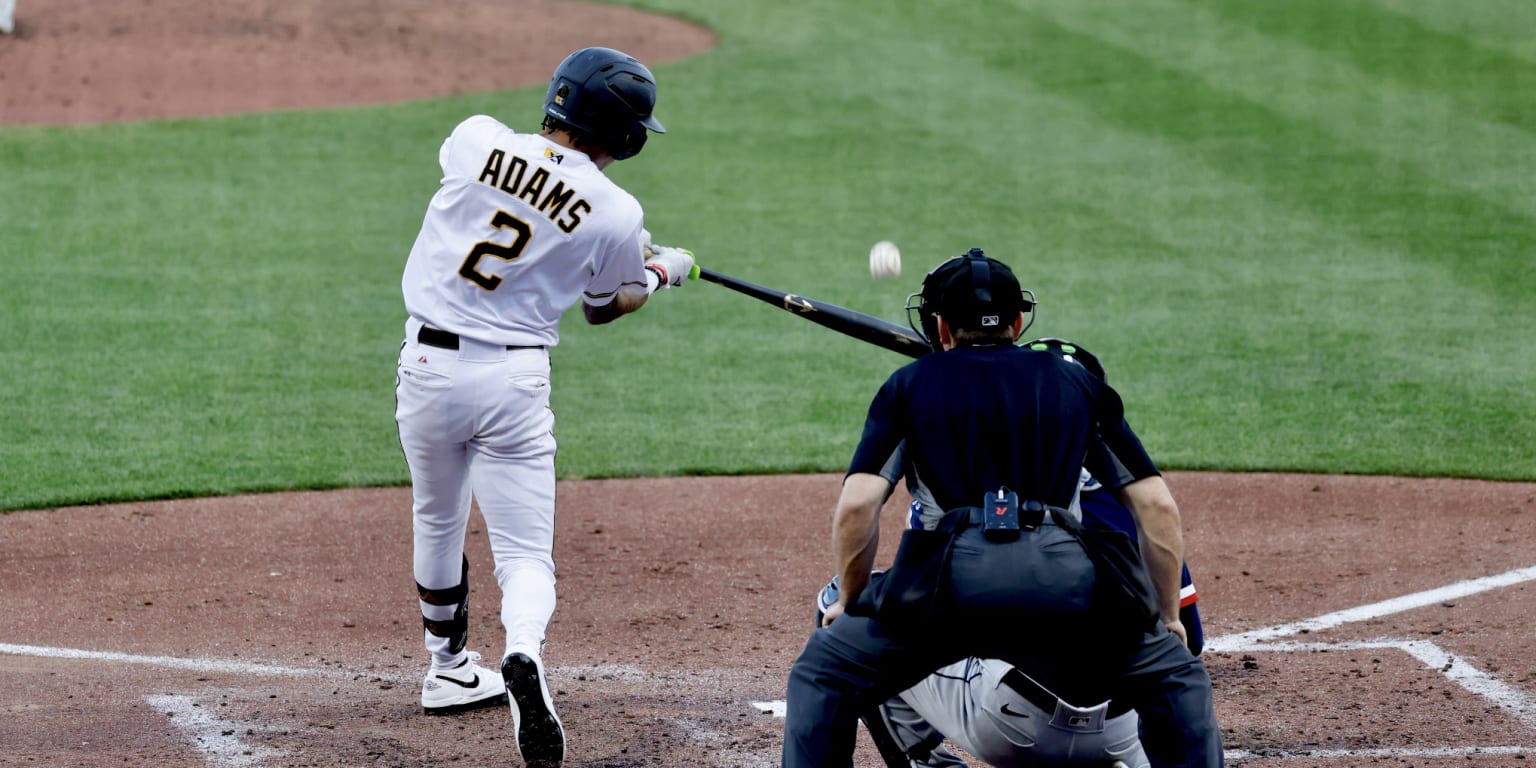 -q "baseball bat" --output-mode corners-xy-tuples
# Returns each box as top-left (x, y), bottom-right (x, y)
(687, 264), (930, 358)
